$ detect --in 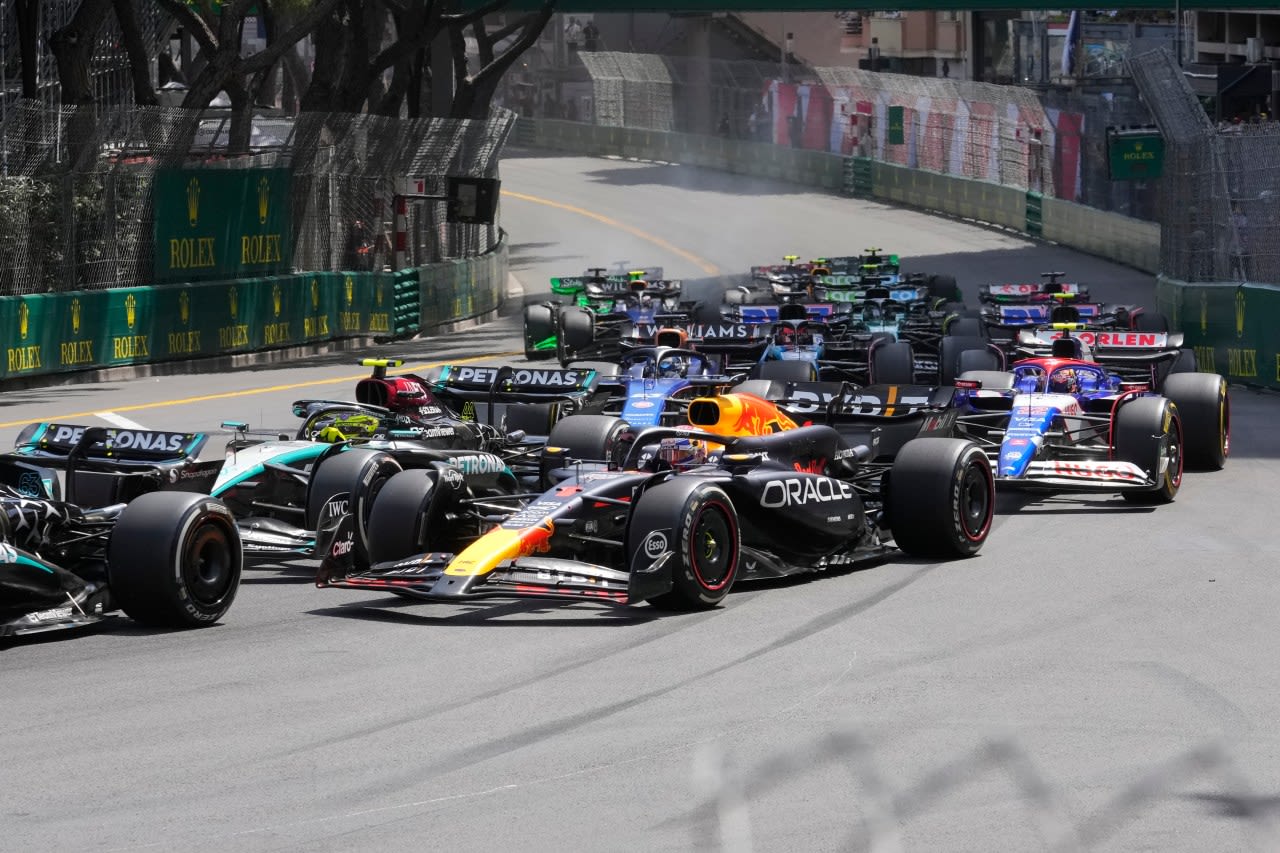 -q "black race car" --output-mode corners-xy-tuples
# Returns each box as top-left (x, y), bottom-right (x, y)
(315, 388), (994, 610)
(1, 425), (241, 638)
